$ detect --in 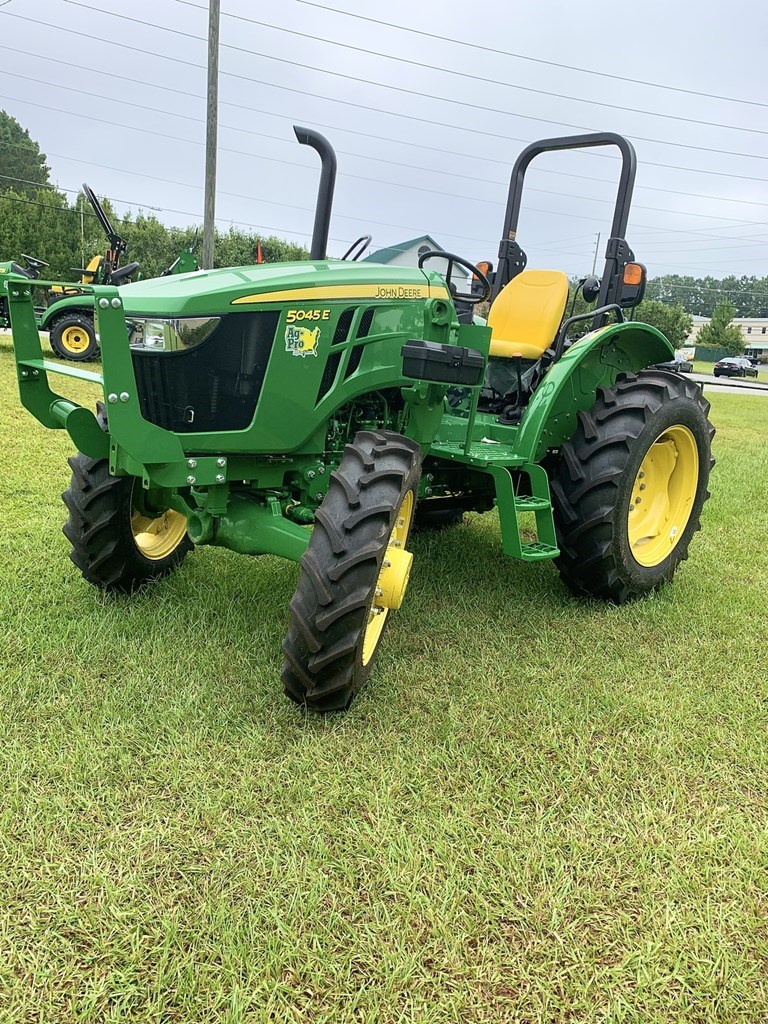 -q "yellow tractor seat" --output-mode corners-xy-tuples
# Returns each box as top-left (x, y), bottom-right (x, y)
(488, 269), (569, 361)
(81, 254), (104, 285)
